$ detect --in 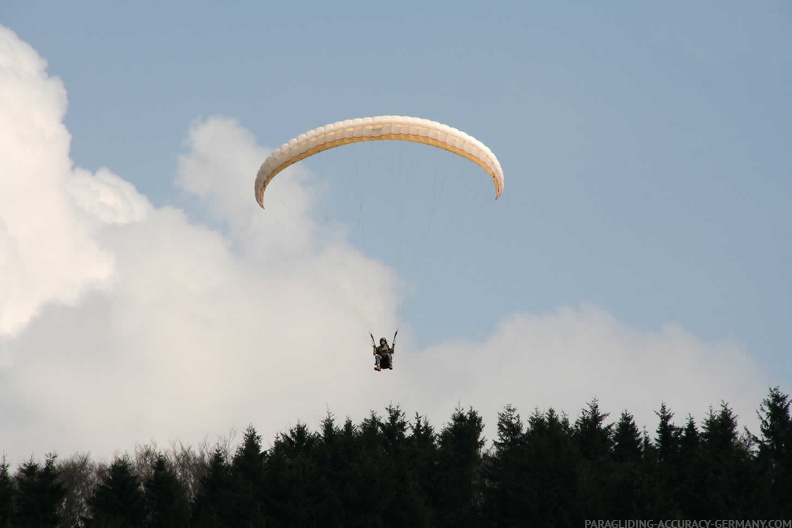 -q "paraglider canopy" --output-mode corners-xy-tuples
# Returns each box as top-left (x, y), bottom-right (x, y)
(254, 115), (504, 208)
